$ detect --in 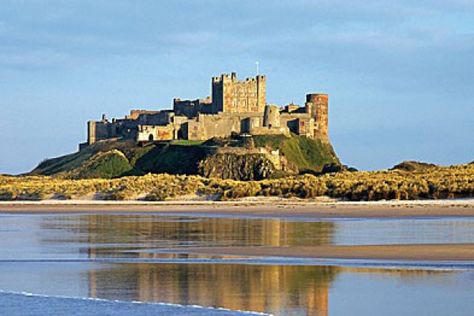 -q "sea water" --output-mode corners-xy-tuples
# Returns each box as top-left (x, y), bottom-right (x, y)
(0, 213), (472, 315)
